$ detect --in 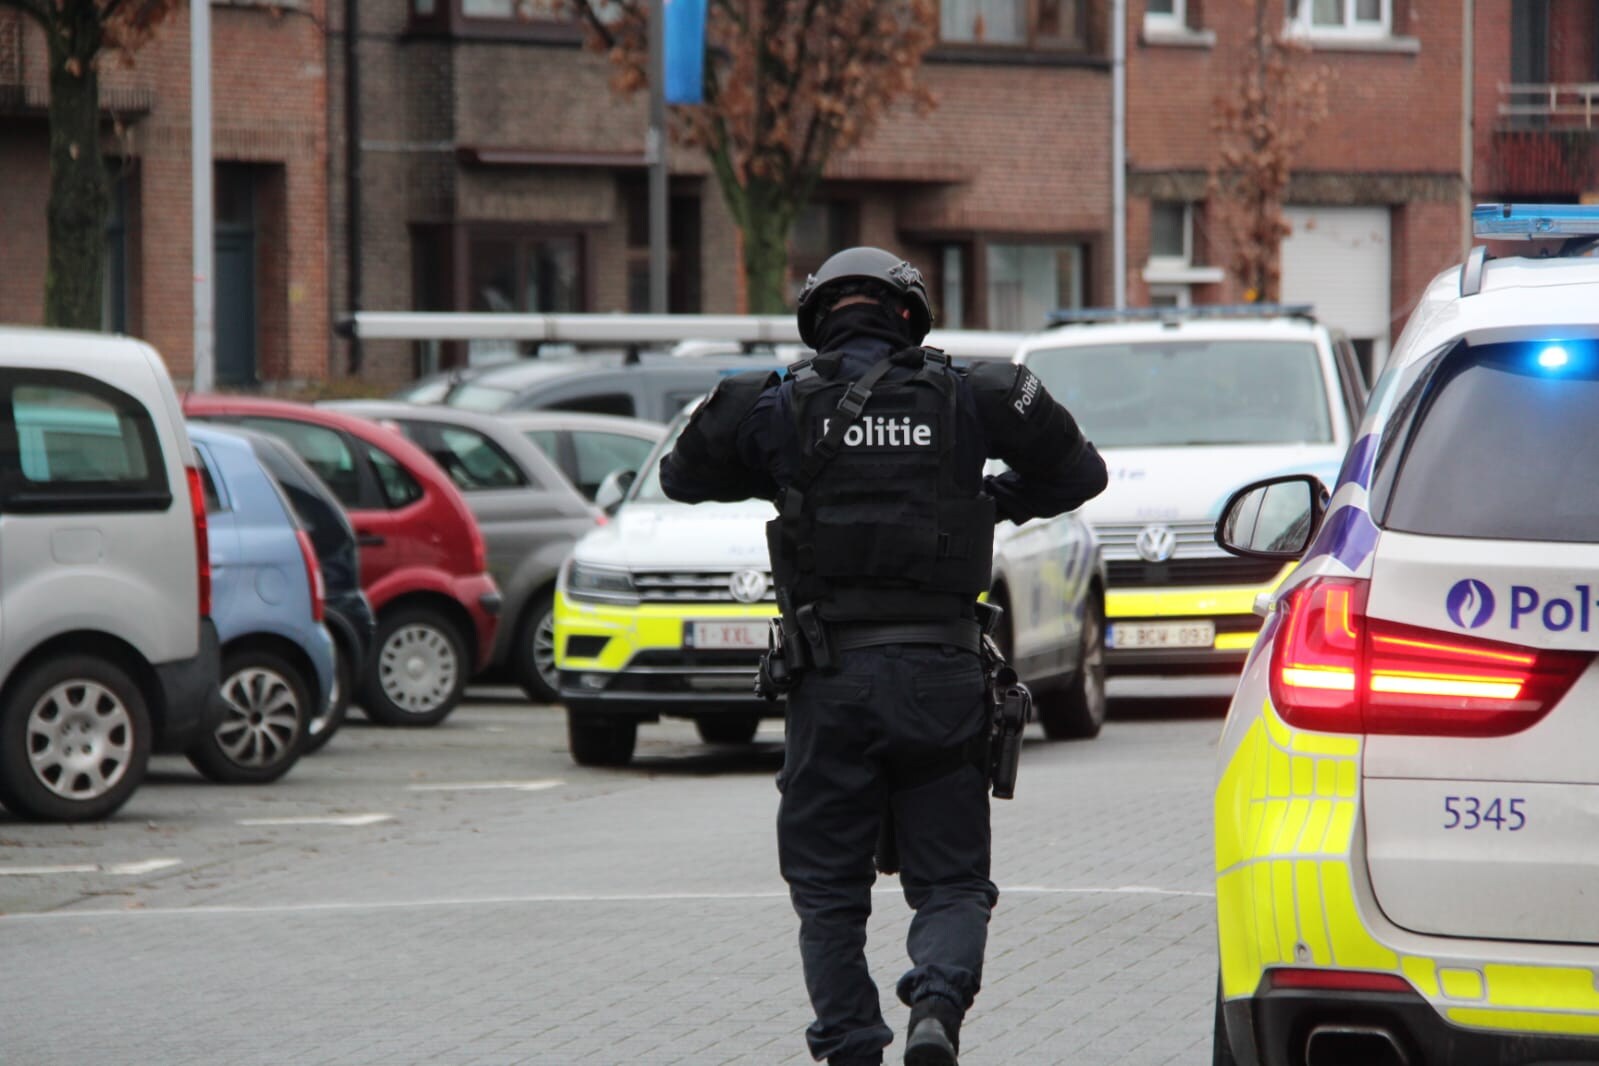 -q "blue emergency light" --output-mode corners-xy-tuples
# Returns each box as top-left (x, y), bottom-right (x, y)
(1538, 345), (1570, 370)
(1472, 203), (1599, 239)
